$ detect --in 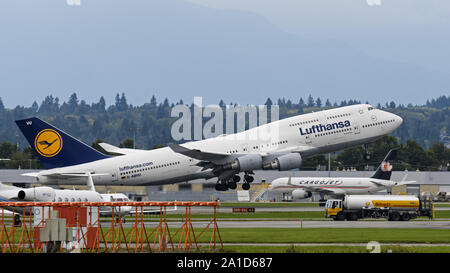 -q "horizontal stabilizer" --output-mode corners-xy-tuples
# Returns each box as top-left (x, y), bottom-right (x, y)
(396, 180), (417, 185)
(21, 172), (40, 178)
(98, 142), (146, 155)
